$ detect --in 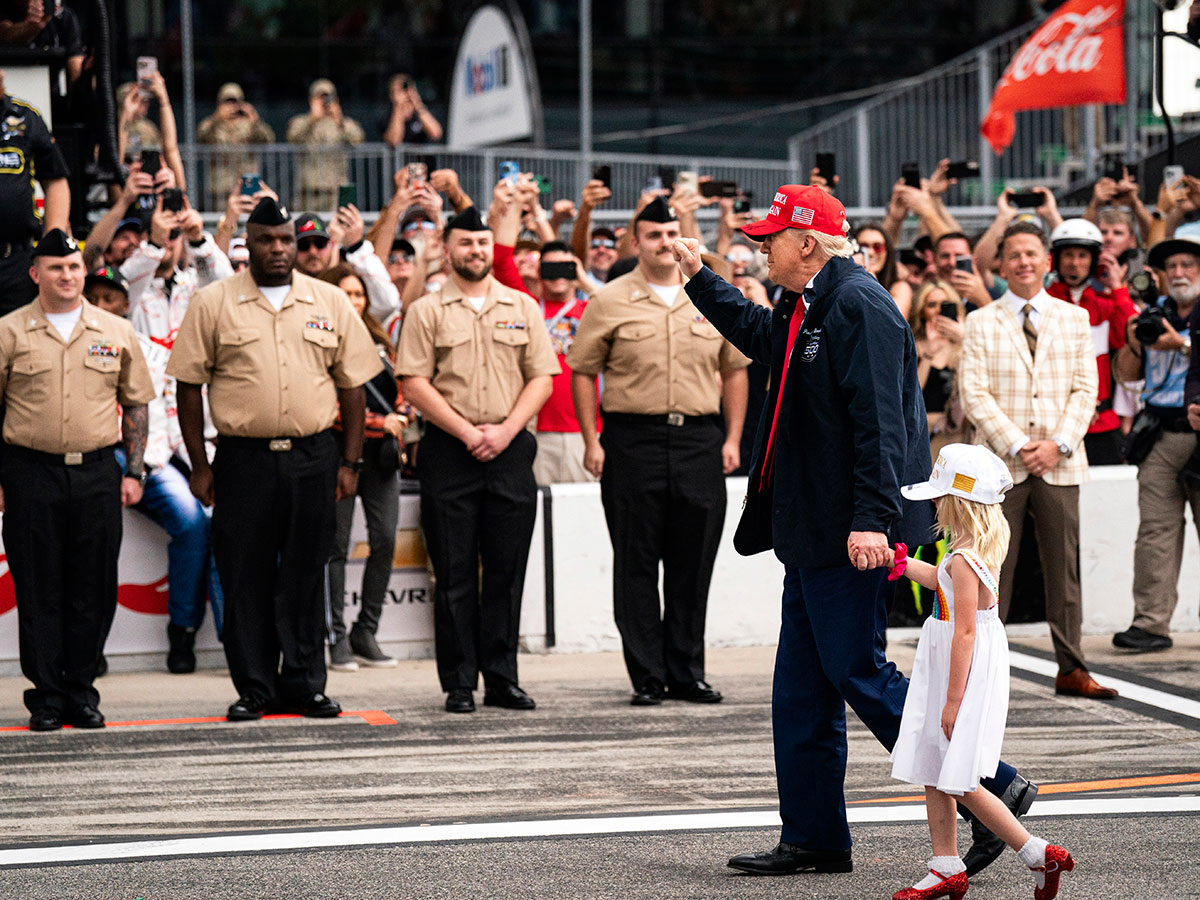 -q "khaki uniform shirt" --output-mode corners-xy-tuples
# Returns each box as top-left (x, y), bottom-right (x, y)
(166, 269), (382, 438)
(565, 266), (750, 416)
(285, 113), (365, 194)
(395, 275), (560, 426)
(195, 114), (276, 200)
(0, 300), (155, 453)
